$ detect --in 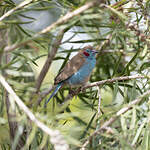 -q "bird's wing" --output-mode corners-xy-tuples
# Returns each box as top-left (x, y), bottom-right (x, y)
(54, 53), (86, 84)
